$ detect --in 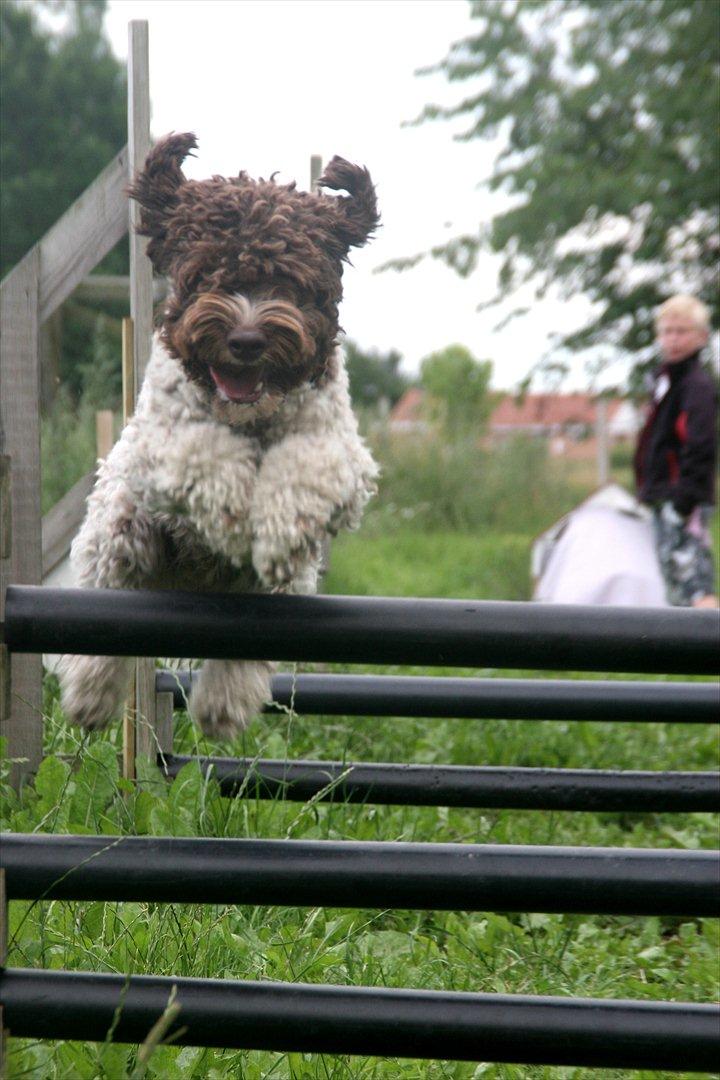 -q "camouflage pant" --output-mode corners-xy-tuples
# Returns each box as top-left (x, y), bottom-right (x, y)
(652, 503), (716, 606)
